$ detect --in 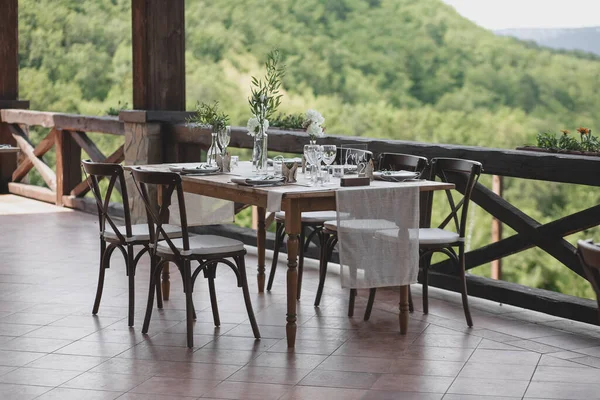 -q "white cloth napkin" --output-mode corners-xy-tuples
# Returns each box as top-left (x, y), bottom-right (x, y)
(335, 185), (420, 289)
